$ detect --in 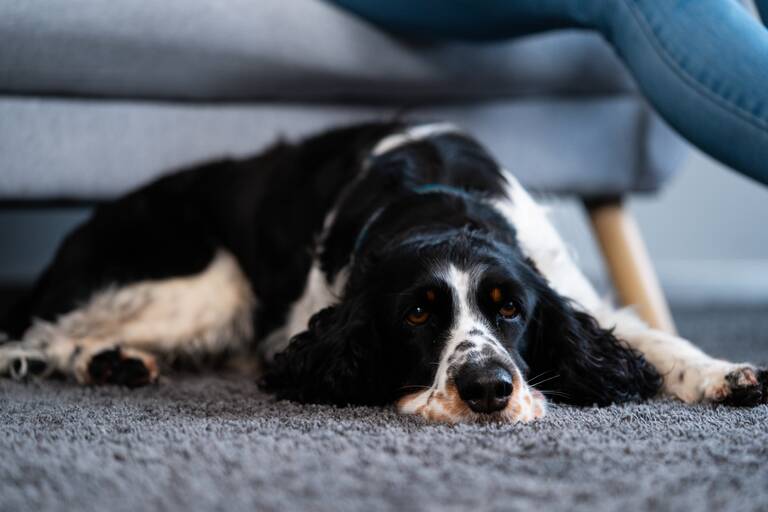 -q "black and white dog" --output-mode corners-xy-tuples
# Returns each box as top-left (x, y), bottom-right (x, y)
(1, 121), (765, 423)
